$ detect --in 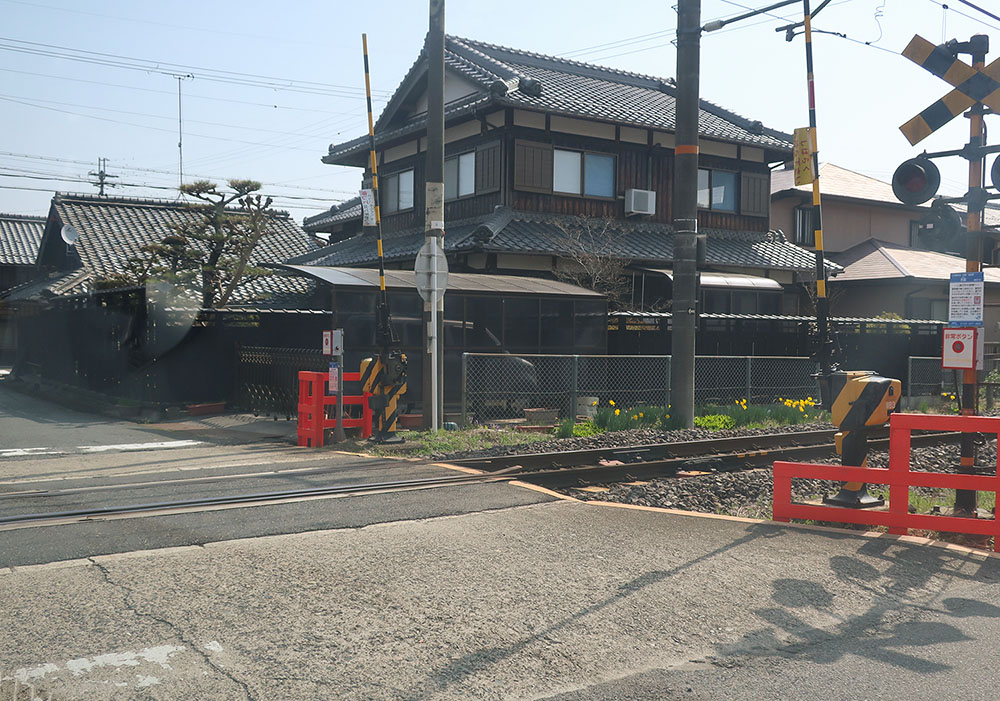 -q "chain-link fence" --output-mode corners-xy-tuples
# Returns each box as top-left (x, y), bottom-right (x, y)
(460, 353), (820, 424)
(906, 356), (960, 408)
